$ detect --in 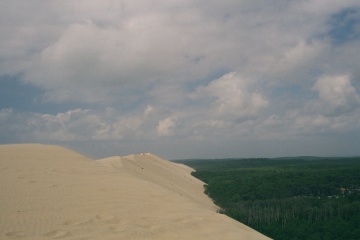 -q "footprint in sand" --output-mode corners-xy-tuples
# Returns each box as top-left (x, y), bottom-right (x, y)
(63, 219), (91, 226)
(43, 229), (69, 238)
(95, 214), (116, 222)
(109, 225), (126, 233)
(6, 231), (26, 238)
